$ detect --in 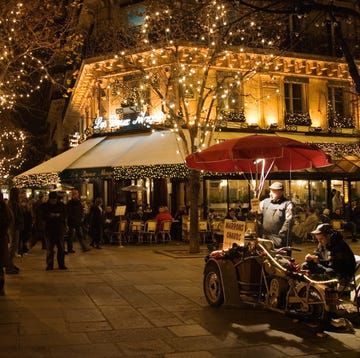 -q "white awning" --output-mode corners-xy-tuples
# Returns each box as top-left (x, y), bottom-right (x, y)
(17, 136), (106, 176)
(67, 130), (186, 169)
(15, 131), (187, 179)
